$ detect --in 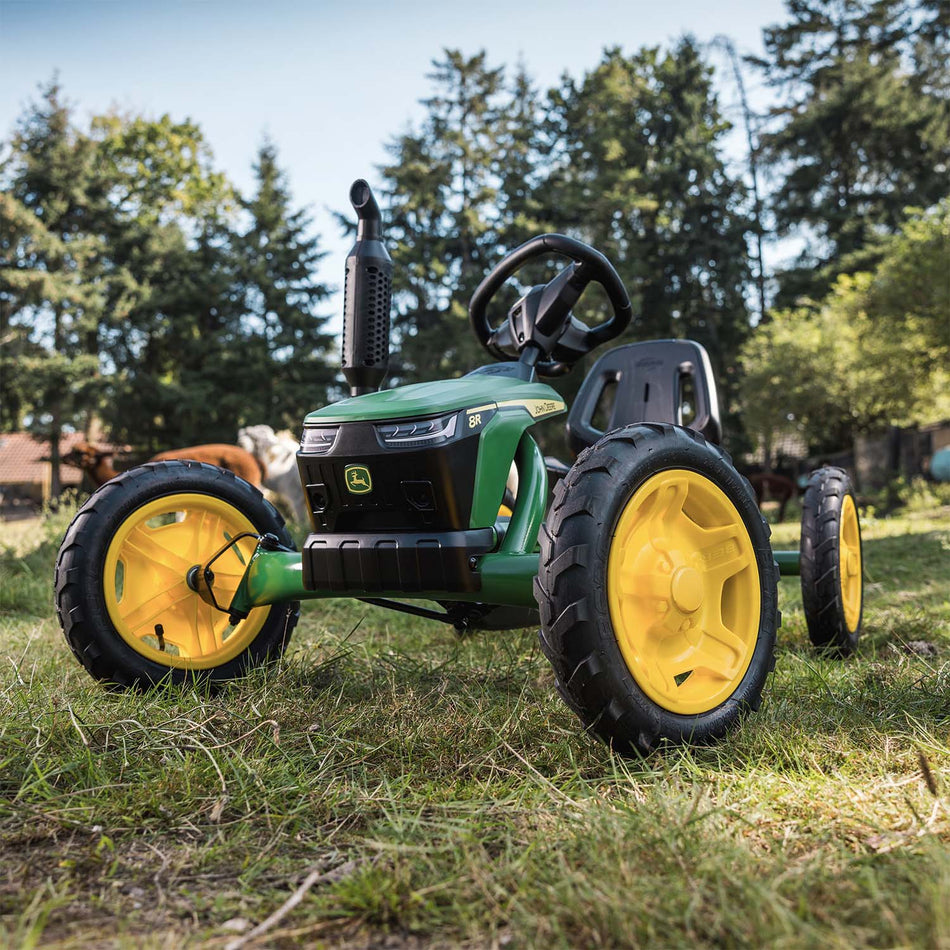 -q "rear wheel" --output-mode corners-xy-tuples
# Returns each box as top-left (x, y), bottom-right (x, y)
(536, 424), (778, 756)
(800, 466), (863, 656)
(55, 461), (299, 687)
